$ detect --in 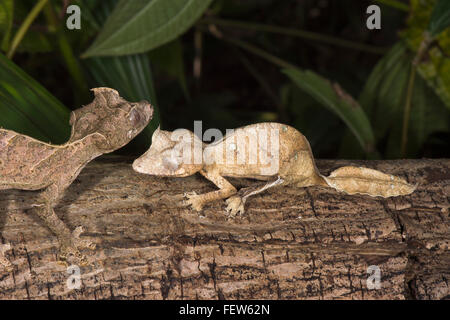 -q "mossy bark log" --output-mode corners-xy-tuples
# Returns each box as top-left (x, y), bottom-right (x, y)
(0, 157), (448, 300)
